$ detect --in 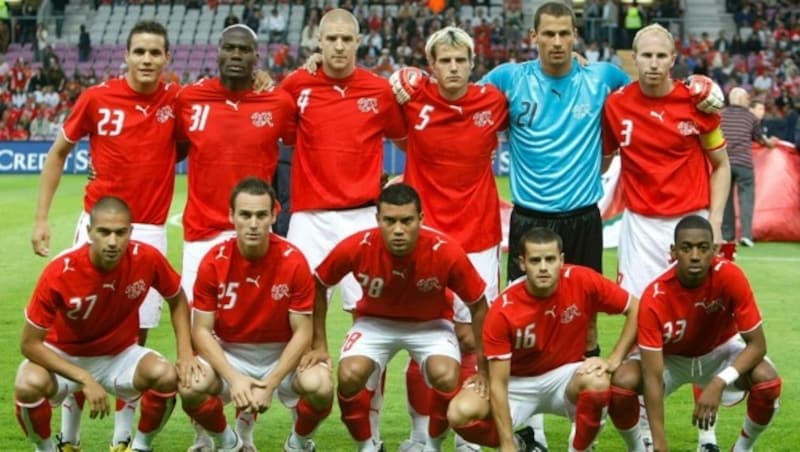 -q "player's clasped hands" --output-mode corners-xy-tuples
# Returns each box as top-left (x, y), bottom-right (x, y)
(575, 356), (612, 378)
(251, 383), (275, 414)
(693, 380), (724, 430)
(228, 373), (269, 413)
